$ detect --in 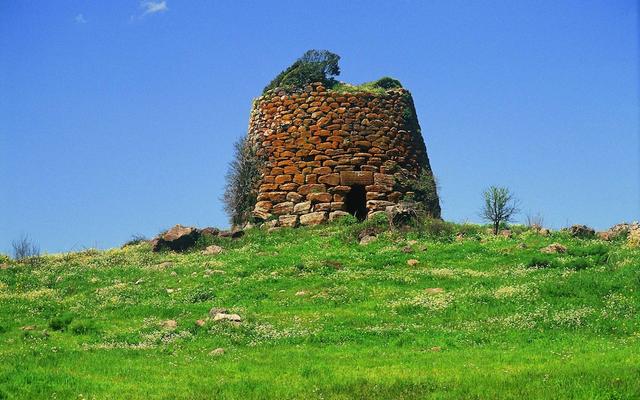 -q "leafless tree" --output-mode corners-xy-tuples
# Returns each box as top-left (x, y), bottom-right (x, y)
(11, 234), (40, 260)
(481, 186), (520, 235)
(525, 211), (544, 228)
